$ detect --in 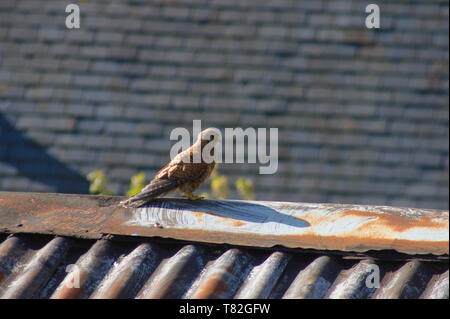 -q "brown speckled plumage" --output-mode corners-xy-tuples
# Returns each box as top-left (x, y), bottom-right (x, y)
(119, 128), (220, 207)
